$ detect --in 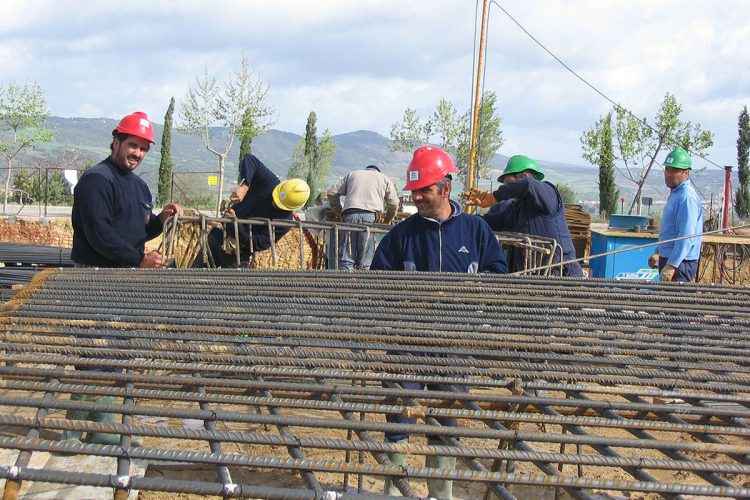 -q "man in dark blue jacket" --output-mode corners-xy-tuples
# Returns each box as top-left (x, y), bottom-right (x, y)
(372, 146), (507, 500)
(71, 111), (183, 268)
(464, 155), (583, 277)
(67, 112), (183, 447)
(371, 147), (507, 274)
(192, 154), (310, 267)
